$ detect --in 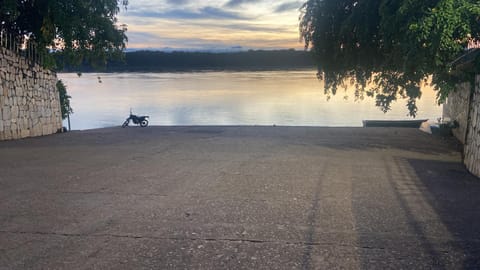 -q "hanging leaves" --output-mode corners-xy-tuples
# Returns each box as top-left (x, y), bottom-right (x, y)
(300, 0), (480, 116)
